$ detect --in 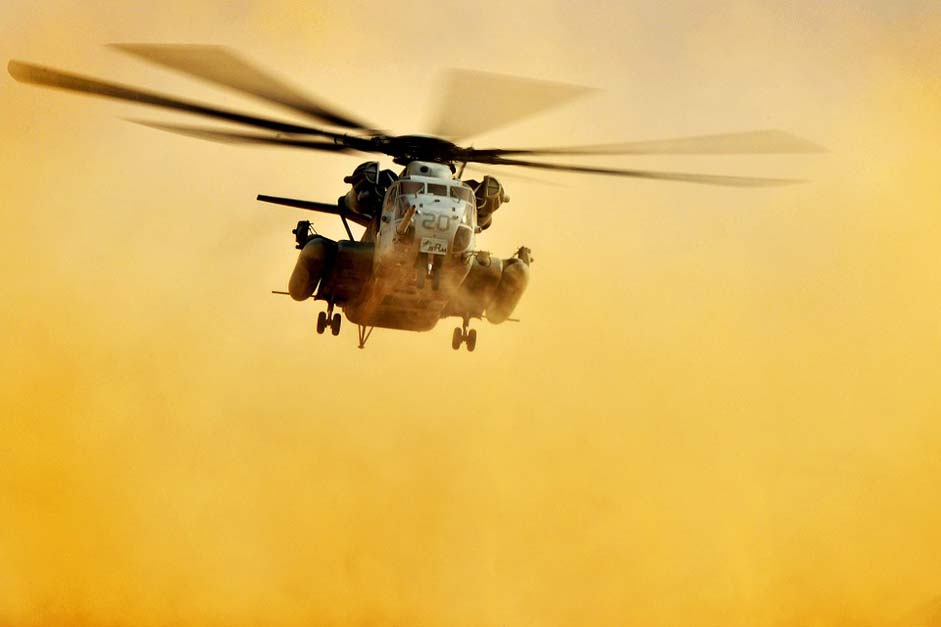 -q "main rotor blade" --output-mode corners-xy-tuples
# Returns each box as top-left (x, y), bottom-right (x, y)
(426, 69), (594, 141)
(463, 165), (566, 187)
(129, 120), (361, 153)
(472, 156), (803, 187)
(7, 60), (346, 139)
(468, 130), (827, 158)
(110, 44), (375, 131)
